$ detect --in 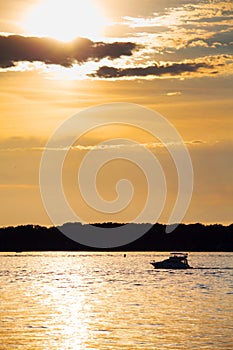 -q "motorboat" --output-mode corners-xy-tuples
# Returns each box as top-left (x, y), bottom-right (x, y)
(151, 252), (192, 269)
